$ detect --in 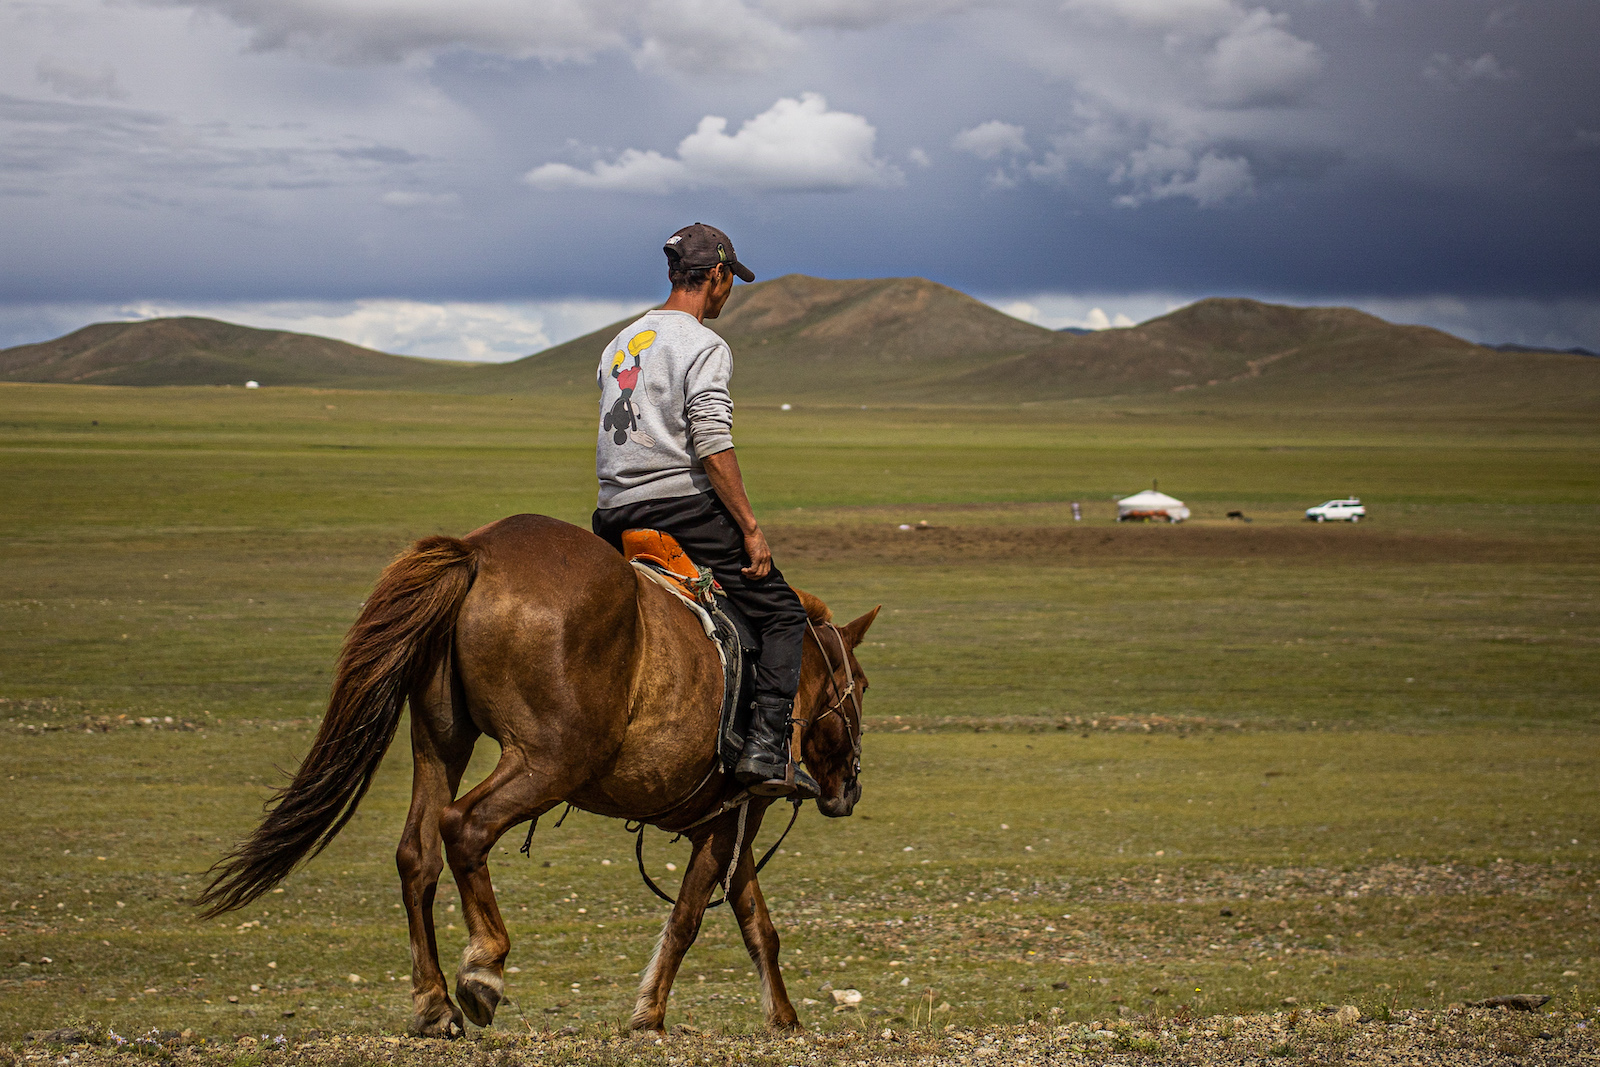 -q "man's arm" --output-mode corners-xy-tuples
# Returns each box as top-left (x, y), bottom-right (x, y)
(702, 448), (772, 579)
